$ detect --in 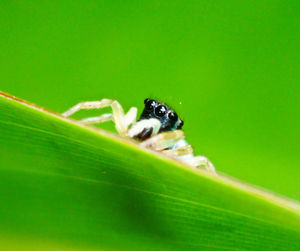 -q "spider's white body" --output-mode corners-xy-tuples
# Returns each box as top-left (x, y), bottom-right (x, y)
(62, 99), (216, 174)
